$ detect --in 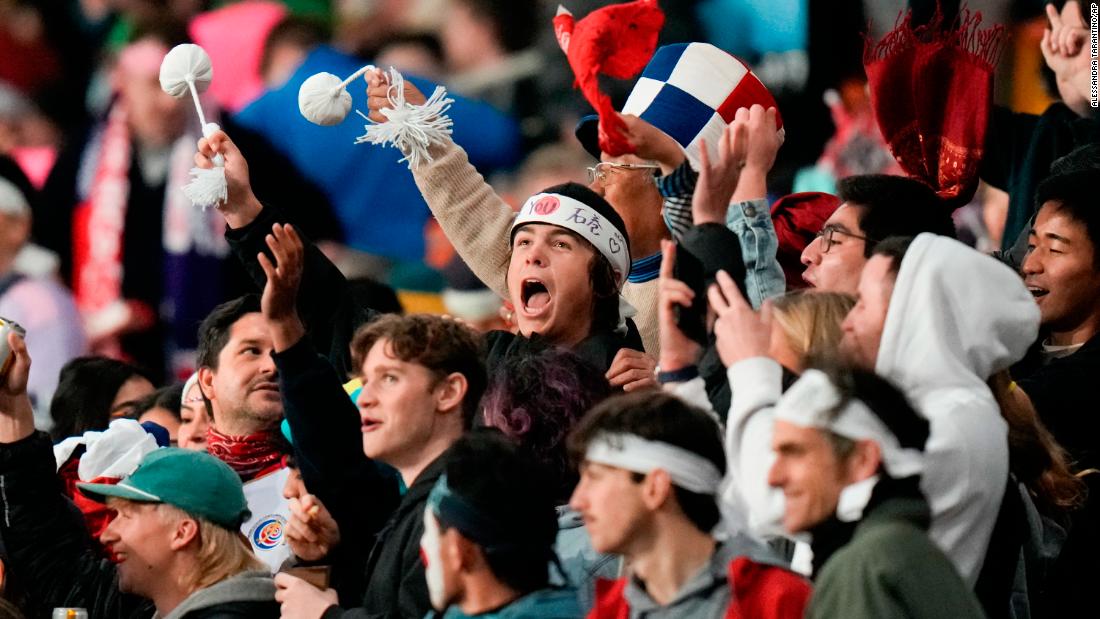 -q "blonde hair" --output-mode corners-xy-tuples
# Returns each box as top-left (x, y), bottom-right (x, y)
(770, 290), (856, 367)
(156, 504), (264, 592)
